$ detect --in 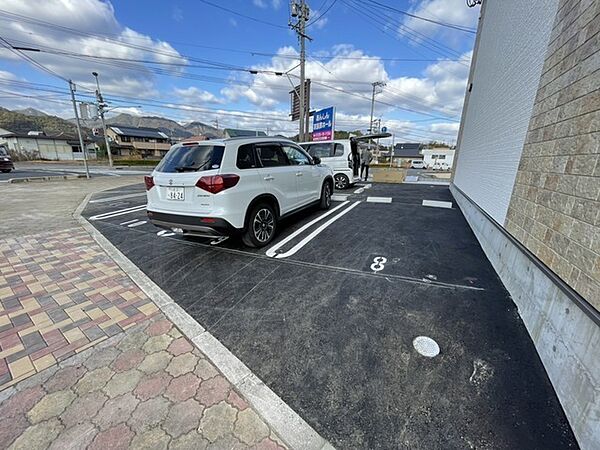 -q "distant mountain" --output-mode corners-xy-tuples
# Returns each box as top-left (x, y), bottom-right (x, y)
(184, 121), (223, 138)
(13, 108), (48, 117)
(74, 113), (223, 139)
(0, 107), (86, 136)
